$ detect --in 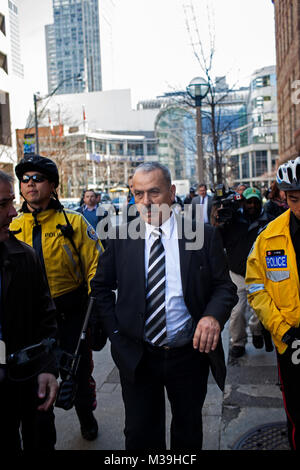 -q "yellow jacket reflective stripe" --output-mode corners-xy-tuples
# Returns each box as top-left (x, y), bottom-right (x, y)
(245, 209), (300, 354)
(10, 208), (103, 298)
